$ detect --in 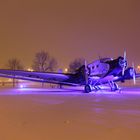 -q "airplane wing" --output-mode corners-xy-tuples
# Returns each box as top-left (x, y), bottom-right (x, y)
(0, 69), (83, 86)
